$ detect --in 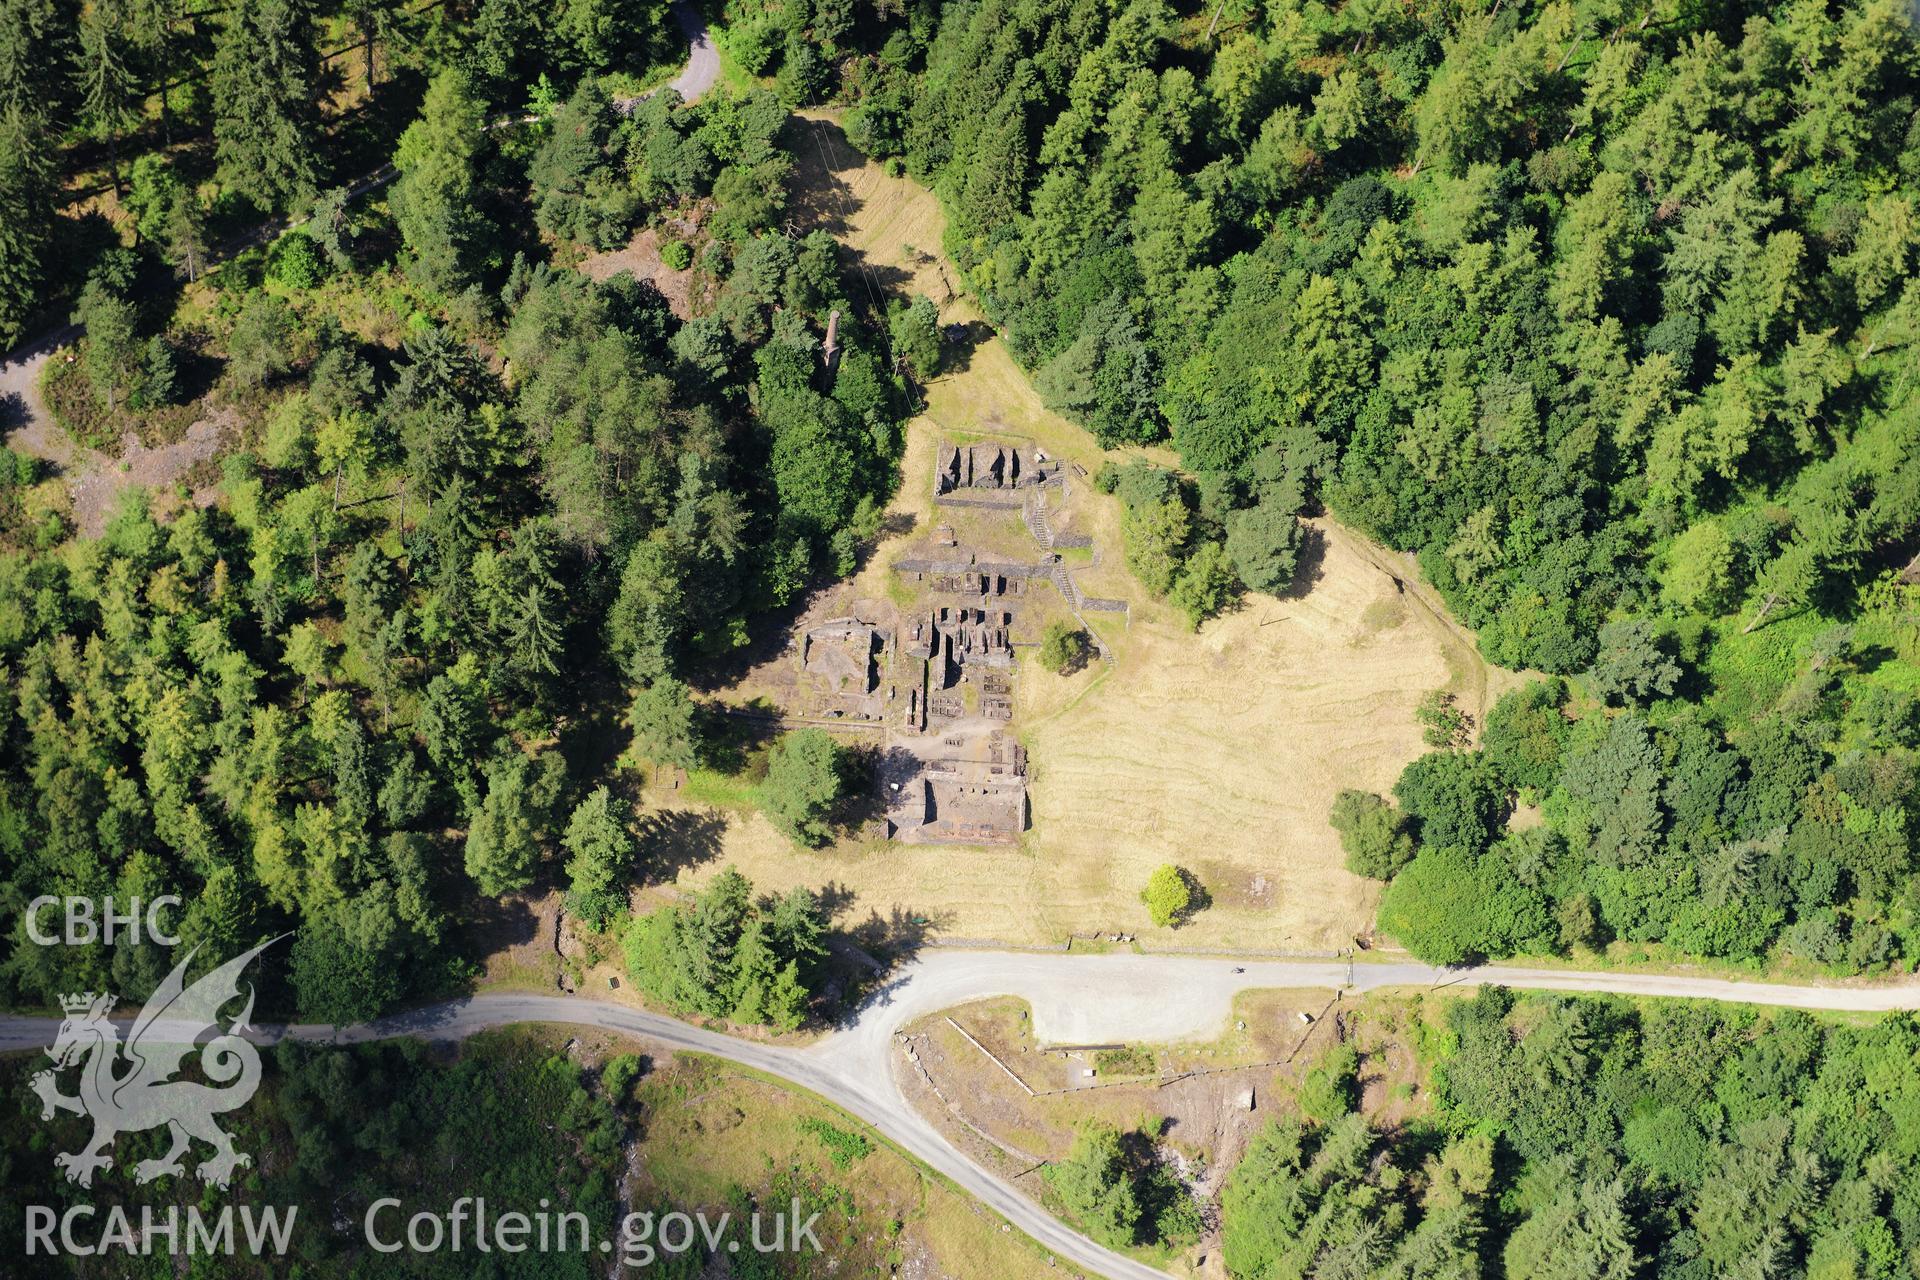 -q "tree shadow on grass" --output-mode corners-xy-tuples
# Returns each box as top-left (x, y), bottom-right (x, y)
(464, 891), (543, 950)
(844, 903), (954, 966)
(1173, 867), (1213, 927)
(811, 876), (955, 1024)
(1276, 522), (1329, 601)
(636, 808), (727, 885)
(817, 906), (956, 1029)
(694, 701), (784, 775)
(935, 318), (991, 377)
(816, 872), (954, 968)
(830, 741), (896, 833)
